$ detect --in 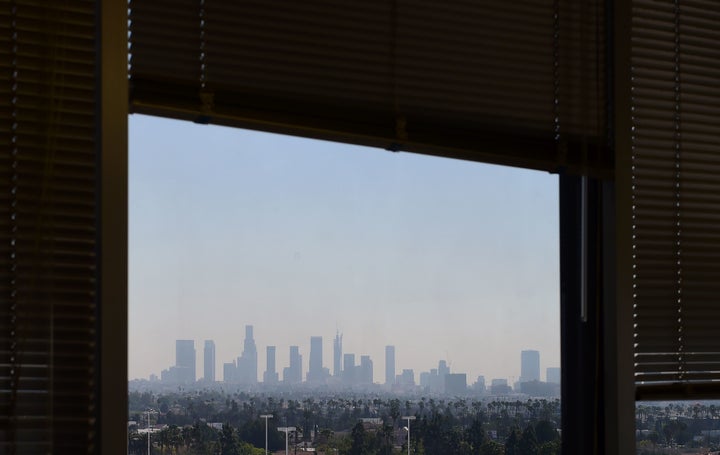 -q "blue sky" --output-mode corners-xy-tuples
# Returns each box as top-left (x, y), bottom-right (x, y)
(129, 114), (560, 384)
